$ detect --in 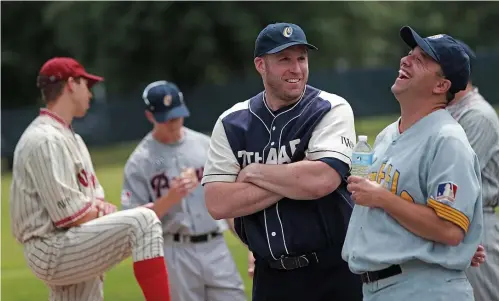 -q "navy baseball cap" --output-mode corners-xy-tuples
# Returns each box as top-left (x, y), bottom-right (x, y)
(254, 23), (318, 58)
(400, 26), (470, 94)
(456, 39), (476, 73)
(142, 80), (190, 123)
